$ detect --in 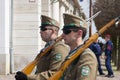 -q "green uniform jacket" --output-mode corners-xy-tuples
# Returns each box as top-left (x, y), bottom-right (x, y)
(27, 41), (69, 80)
(63, 48), (98, 80)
